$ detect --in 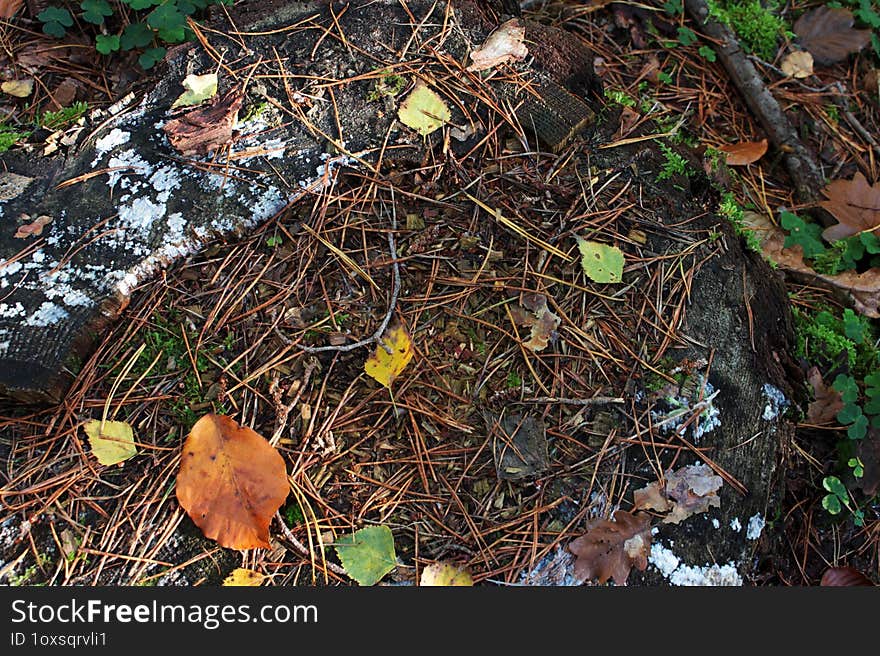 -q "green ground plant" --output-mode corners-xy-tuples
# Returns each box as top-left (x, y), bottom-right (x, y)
(38, 0), (233, 69)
